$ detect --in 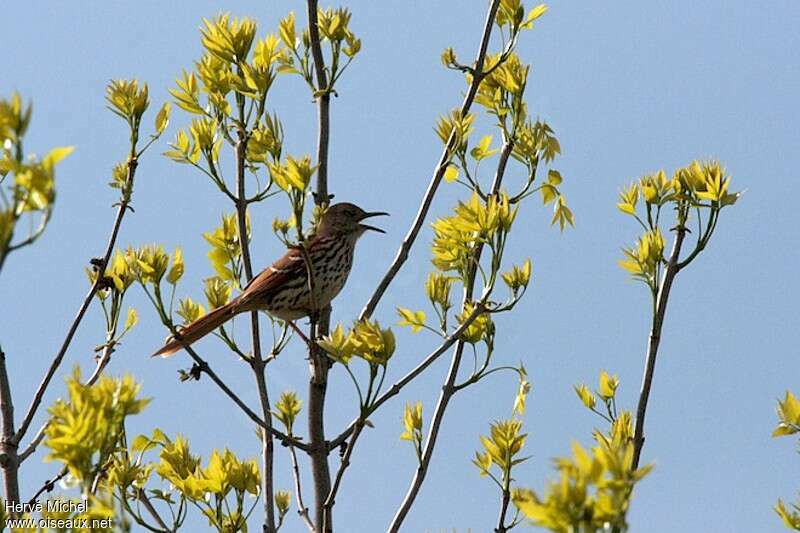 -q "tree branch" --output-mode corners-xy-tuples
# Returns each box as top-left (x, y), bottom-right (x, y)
(327, 299), (488, 450)
(322, 420), (364, 532)
(388, 135), (512, 532)
(17, 424), (44, 464)
(0, 346), (20, 505)
(389, 344), (467, 532)
(178, 340), (306, 451)
(14, 157), (138, 451)
(26, 468), (67, 509)
(137, 488), (171, 532)
(359, 0), (503, 321)
(6, 209), (51, 253)
(630, 225), (688, 470)
(235, 132), (276, 533)
(676, 208), (718, 272)
(306, 1), (334, 531)
(289, 439), (316, 532)
(19, 338), (118, 465)
(307, 0), (330, 203)
(495, 482), (511, 533)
